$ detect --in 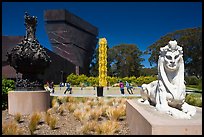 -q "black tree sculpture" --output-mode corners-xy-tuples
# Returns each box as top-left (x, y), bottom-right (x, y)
(7, 12), (51, 91)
